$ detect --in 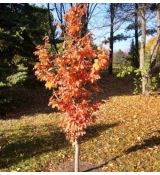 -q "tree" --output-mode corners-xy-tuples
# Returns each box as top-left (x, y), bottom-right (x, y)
(124, 4), (140, 68)
(108, 3), (114, 75)
(34, 4), (109, 172)
(146, 35), (160, 84)
(125, 3), (157, 69)
(139, 3), (160, 95)
(0, 3), (50, 116)
(47, 3), (58, 53)
(128, 39), (139, 67)
(134, 3), (140, 68)
(149, 3), (160, 74)
(139, 4), (148, 95)
(113, 49), (128, 65)
(107, 3), (131, 74)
